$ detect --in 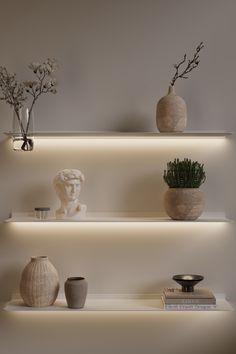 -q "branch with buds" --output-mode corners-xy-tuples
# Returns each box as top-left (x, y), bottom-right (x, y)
(170, 42), (204, 86)
(0, 58), (58, 150)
